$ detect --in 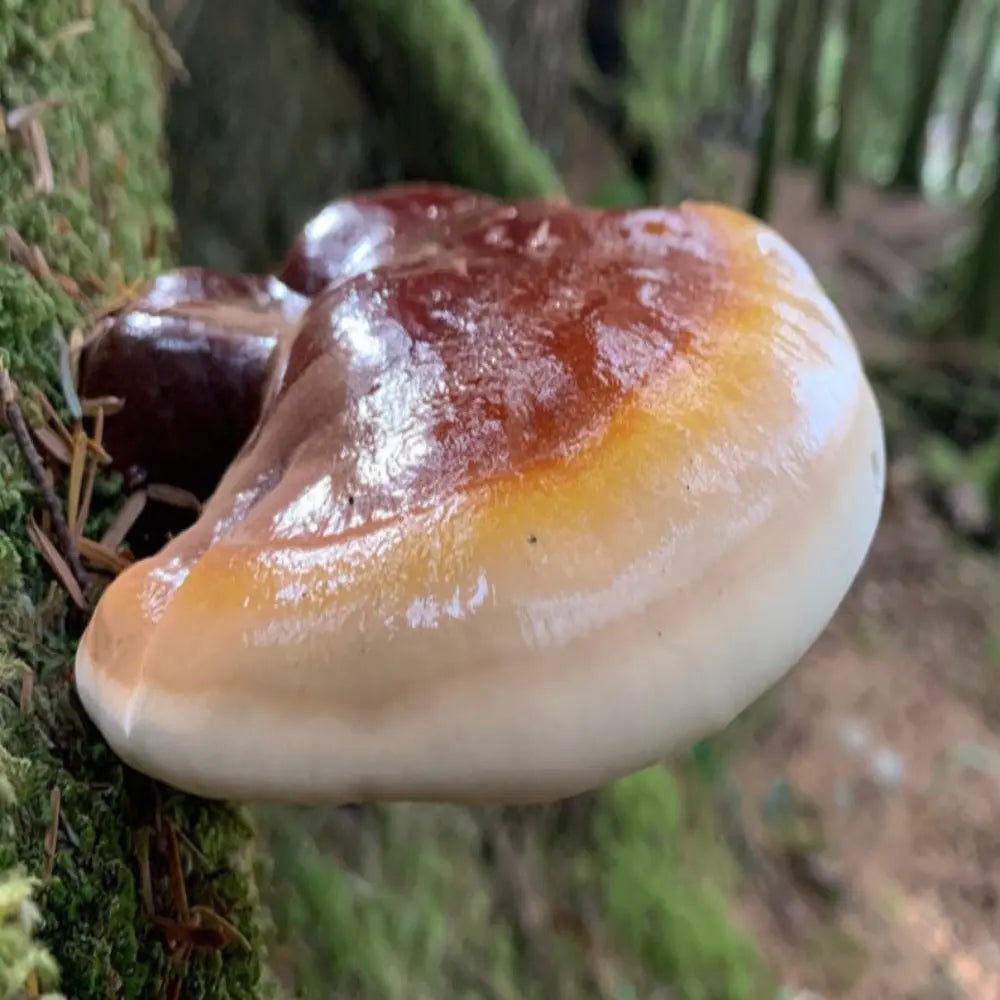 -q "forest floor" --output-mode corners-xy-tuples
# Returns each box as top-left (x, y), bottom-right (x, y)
(717, 164), (1000, 1000)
